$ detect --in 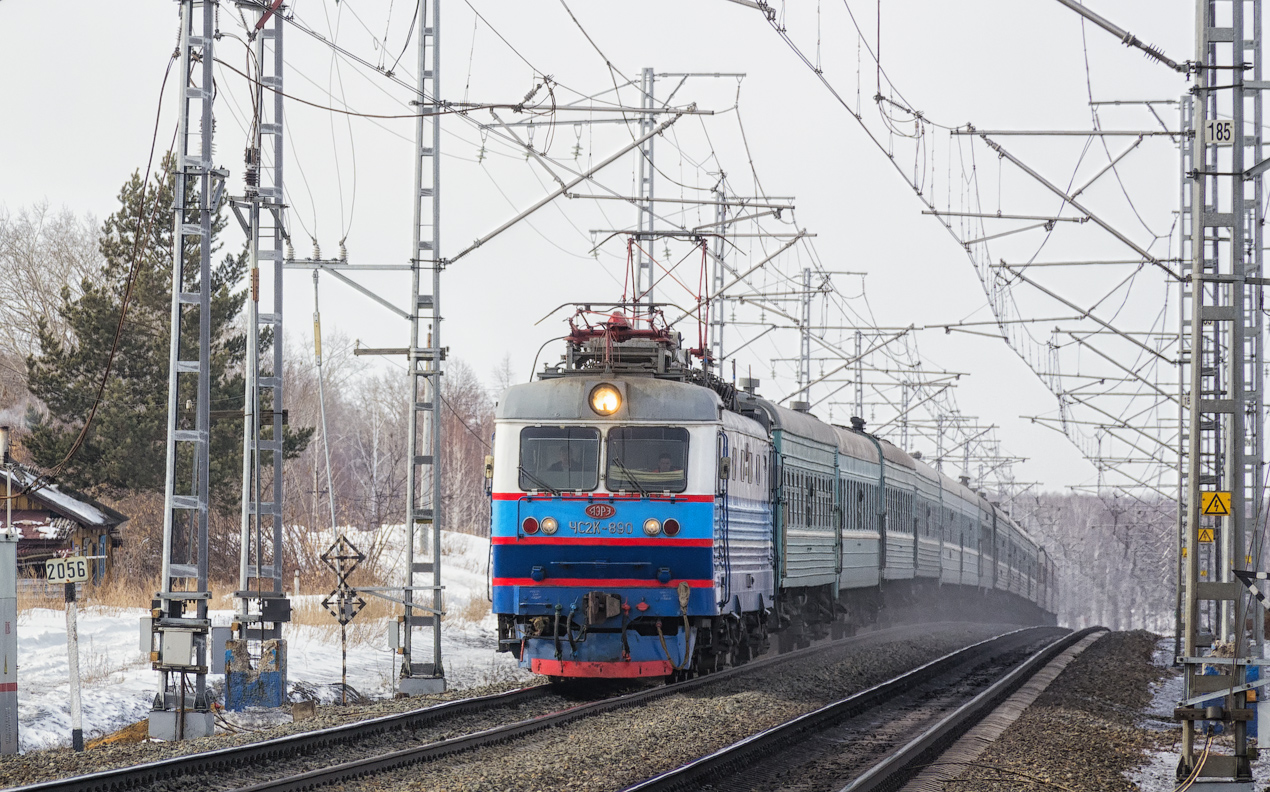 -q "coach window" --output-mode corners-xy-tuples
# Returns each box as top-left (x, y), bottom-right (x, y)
(606, 426), (689, 493)
(519, 426), (600, 492)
